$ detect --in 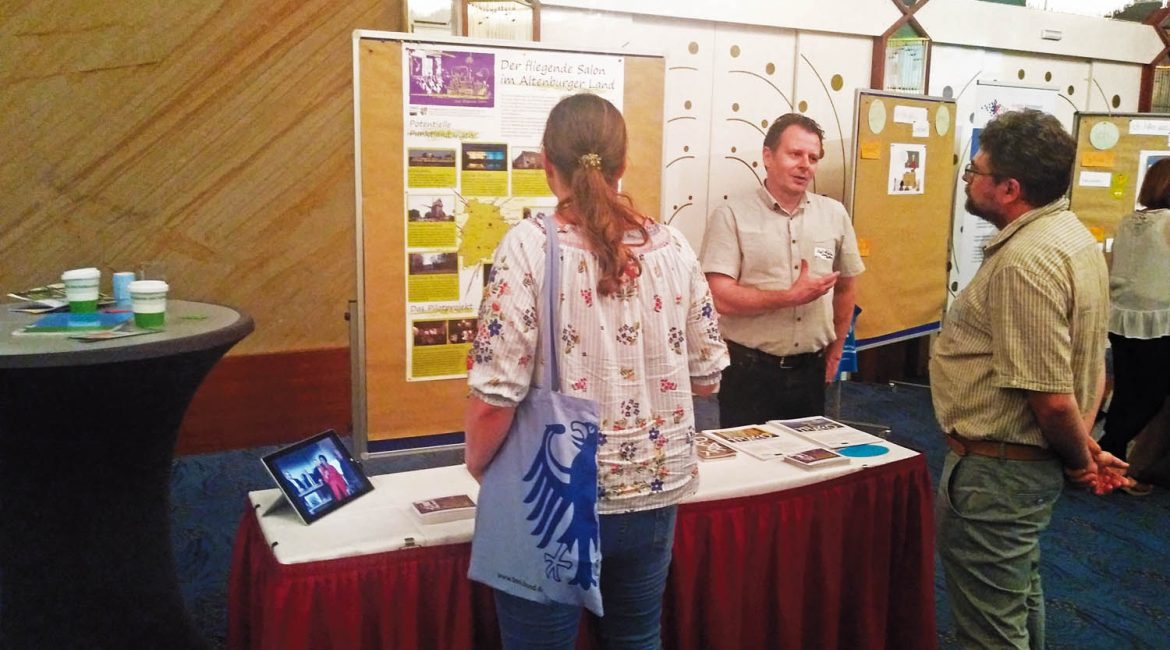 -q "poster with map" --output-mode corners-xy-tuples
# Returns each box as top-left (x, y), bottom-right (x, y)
(401, 43), (624, 380)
